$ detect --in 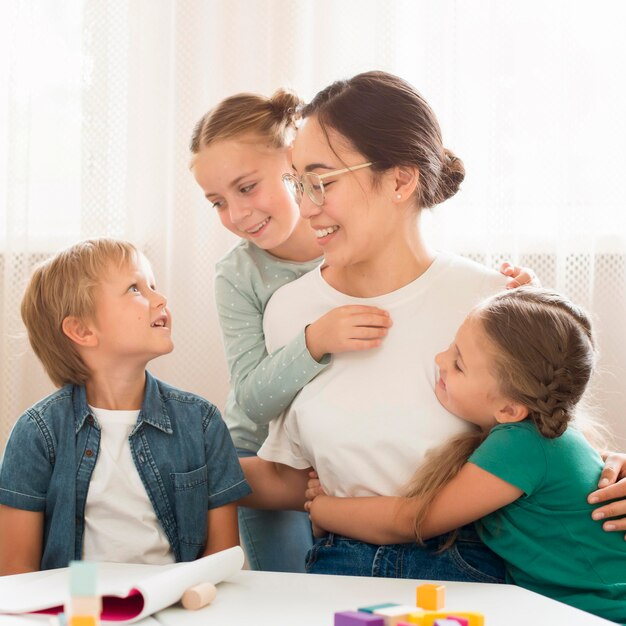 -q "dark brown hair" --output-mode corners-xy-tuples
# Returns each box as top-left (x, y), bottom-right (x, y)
(302, 71), (464, 208)
(190, 89), (303, 153)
